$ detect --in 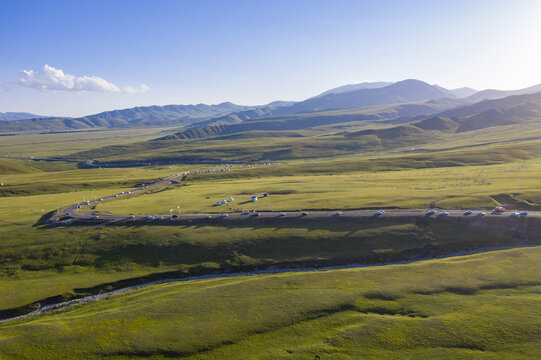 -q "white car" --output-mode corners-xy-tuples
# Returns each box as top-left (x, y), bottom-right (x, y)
(128, 215), (135, 219)
(220, 213), (228, 217)
(157, 216), (164, 220)
(510, 212), (519, 217)
(375, 210), (385, 216)
(333, 212), (342, 216)
(92, 215), (99, 219)
(520, 211), (528, 216)
(279, 212), (287, 216)
(145, 215), (154, 219)
(426, 210), (436, 216)
(204, 215), (212, 219)
(477, 211), (486, 216)
(463, 210), (472, 216)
